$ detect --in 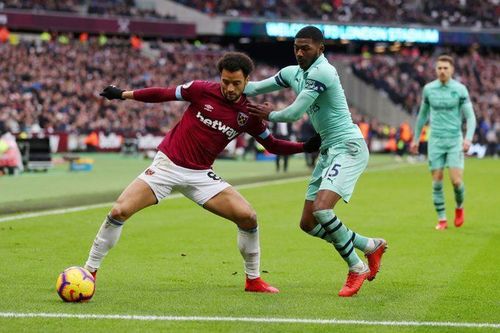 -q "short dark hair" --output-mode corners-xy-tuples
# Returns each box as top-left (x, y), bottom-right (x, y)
(217, 52), (254, 78)
(437, 55), (454, 66)
(295, 26), (324, 43)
